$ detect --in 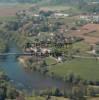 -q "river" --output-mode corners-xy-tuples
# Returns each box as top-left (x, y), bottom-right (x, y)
(0, 45), (65, 94)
